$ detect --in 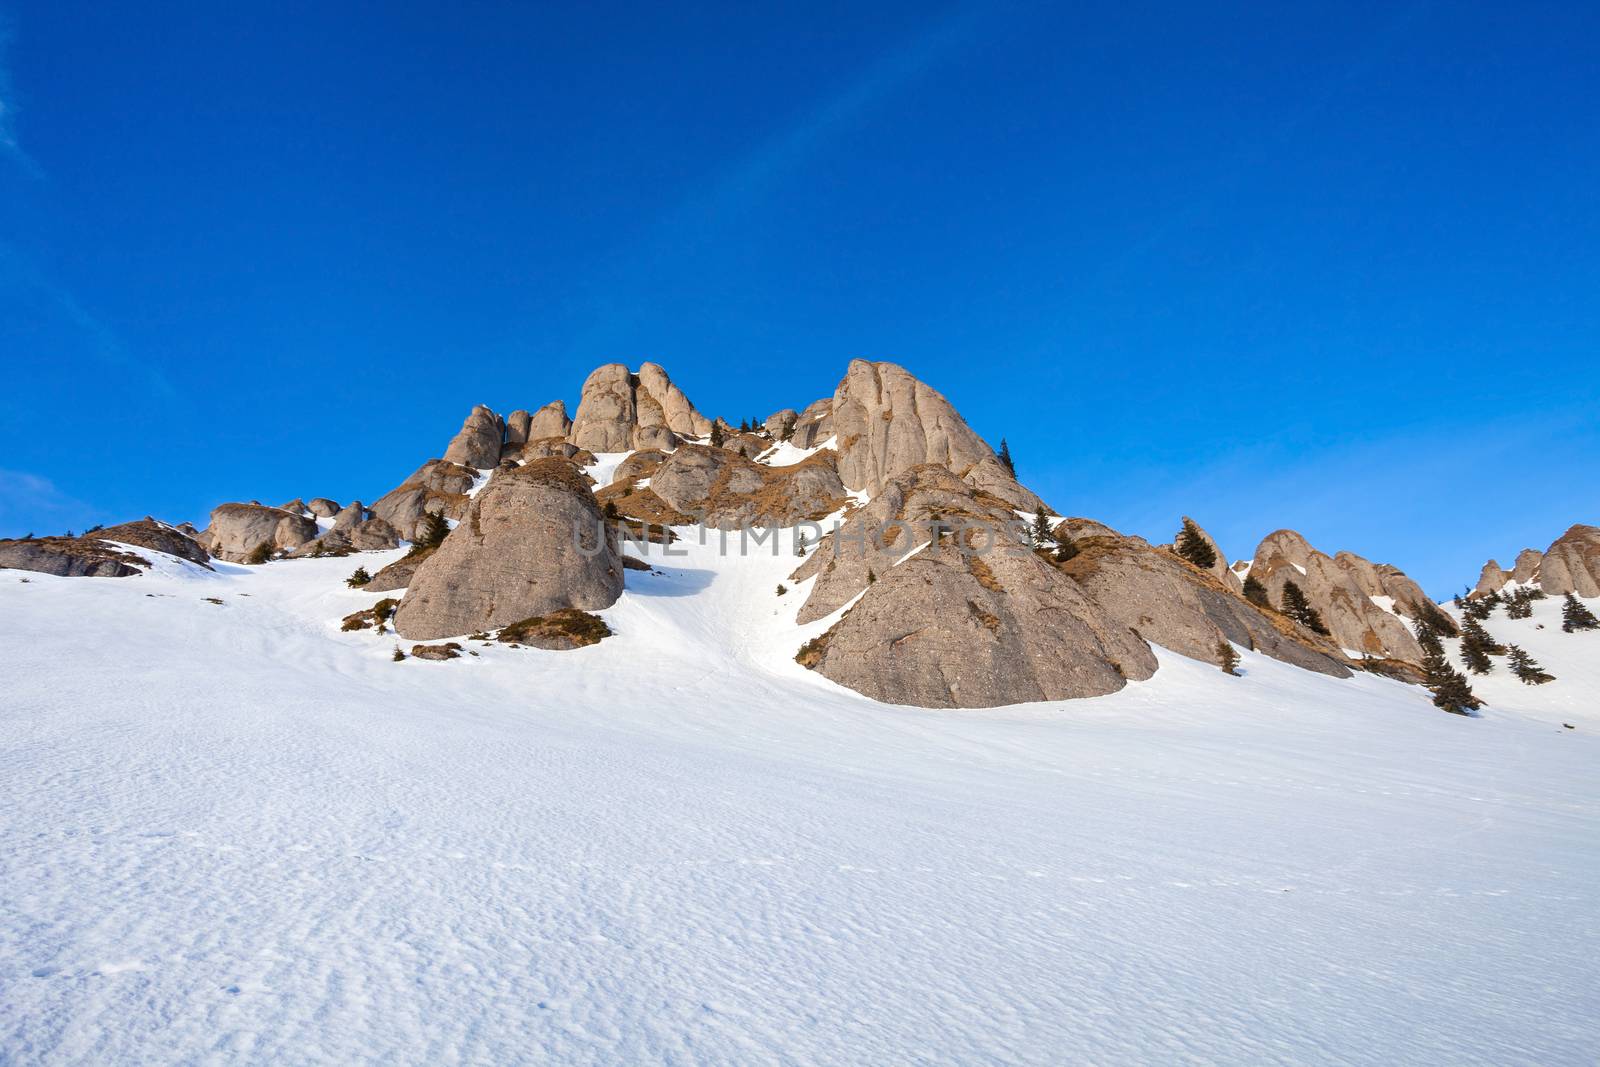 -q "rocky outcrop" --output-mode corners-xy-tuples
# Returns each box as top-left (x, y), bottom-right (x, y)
(1511, 548), (1543, 584)
(0, 536), (148, 578)
(307, 498), (340, 518)
(370, 460), (481, 540)
(392, 459), (624, 640)
(1473, 560), (1512, 598)
(296, 502), (401, 555)
(1063, 529), (1352, 678)
(1247, 531), (1421, 661)
(829, 360), (1042, 511)
(764, 409), (799, 440)
(528, 400), (572, 441)
(646, 445), (846, 529)
(1470, 545), (1546, 598)
(1539, 524), (1600, 597)
(364, 550), (431, 593)
(788, 398), (834, 449)
(1331, 551), (1438, 626)
(568, 363), (709, 453)
(790, 466), (1154, 707)
(504, 410), (532, 445)
(202, 504), (319, 562)
(1173, 517), (1241, 593)
(442, 404), (505, 469)
(90, 519), (211, 567)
